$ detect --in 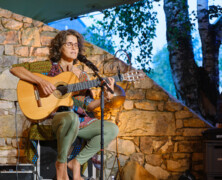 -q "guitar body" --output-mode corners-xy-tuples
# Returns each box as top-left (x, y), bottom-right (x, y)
(17, 69), (145, 122)
(17, 71), (79, 122)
